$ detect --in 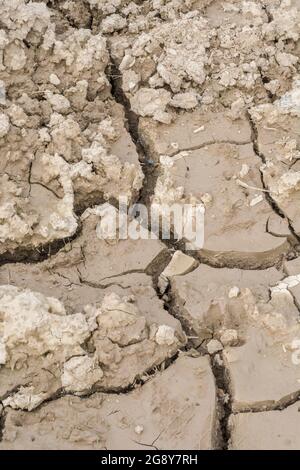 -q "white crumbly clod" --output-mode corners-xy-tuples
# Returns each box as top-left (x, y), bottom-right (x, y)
(45, 91), (71, 114)
(265, 169), (300, 202)
(87, 0), (123, 15)
(242, 1), (264, 20)
(0, 285), (92, 368)
(170, 92), (199, 110)
(271, 275), (300, 295)
(44, 28), (109, 81)
(0, 113), (10, 138)
(96, 292), (147, 346)
(7, 104), (27, 127)
(130, 87), (171, 122)
(101, 14), (127, 33)
(62, 356), (104, 394)
(276, 52), (298, 68)
(0, 0), (50, 73)
(252, 79), (300, 122)
(2, 387), (48, 412)
(43, 113), (143, 204)
(134, 425), (144, 435)
(276, 79), (300, 116)
(207, 339), (223, 355)
(49, 73), (61, 85)
(228, 286), (240, 298)
(155, 325), (176, 346)
(122, 69), (140, 93)
(0, 152), (78, 254)
(220, 329), (239, 347)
